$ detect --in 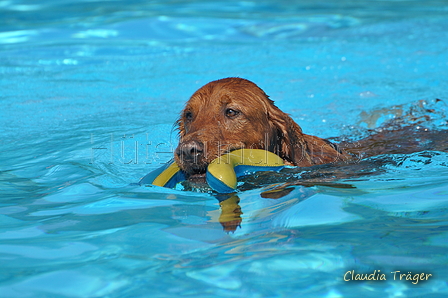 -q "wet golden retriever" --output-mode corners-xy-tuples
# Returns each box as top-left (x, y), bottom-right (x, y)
(174, 77), (350, 179)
